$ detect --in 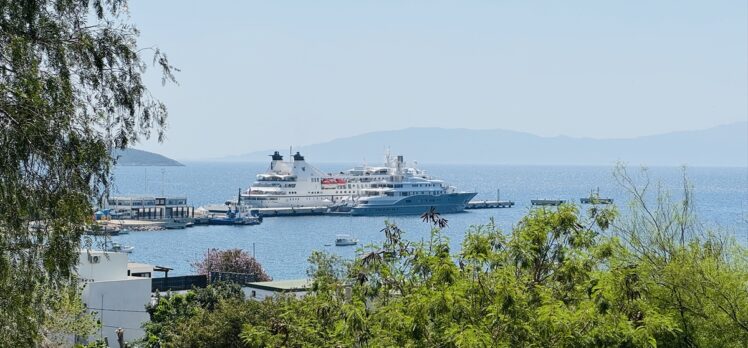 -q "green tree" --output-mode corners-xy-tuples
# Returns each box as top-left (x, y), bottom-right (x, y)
(0, 0), (175, 345)
(143, 282), (249, 348)
(40, 285), (100, 347)
(610, 165), (748, 346)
